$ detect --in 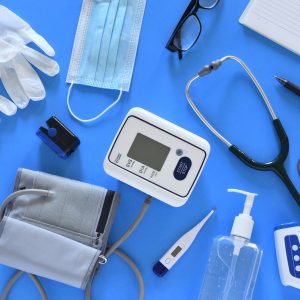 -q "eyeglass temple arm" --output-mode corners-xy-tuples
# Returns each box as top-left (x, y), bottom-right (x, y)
(177, 29), (183, 60)
(178, 51), (183, 60)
